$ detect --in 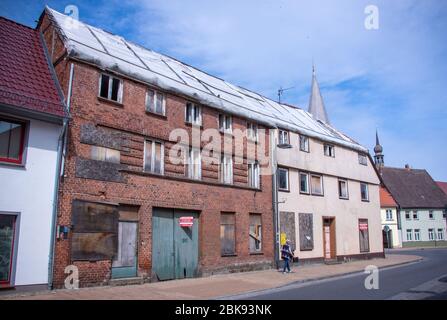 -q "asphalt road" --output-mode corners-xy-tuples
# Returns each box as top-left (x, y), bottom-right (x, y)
(231, 248), (447, 300)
